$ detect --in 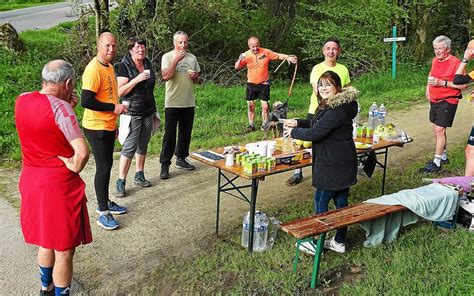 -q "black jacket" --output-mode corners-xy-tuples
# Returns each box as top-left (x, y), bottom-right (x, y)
(291, 87), (359, 190)
(118, 53), (157, 116)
